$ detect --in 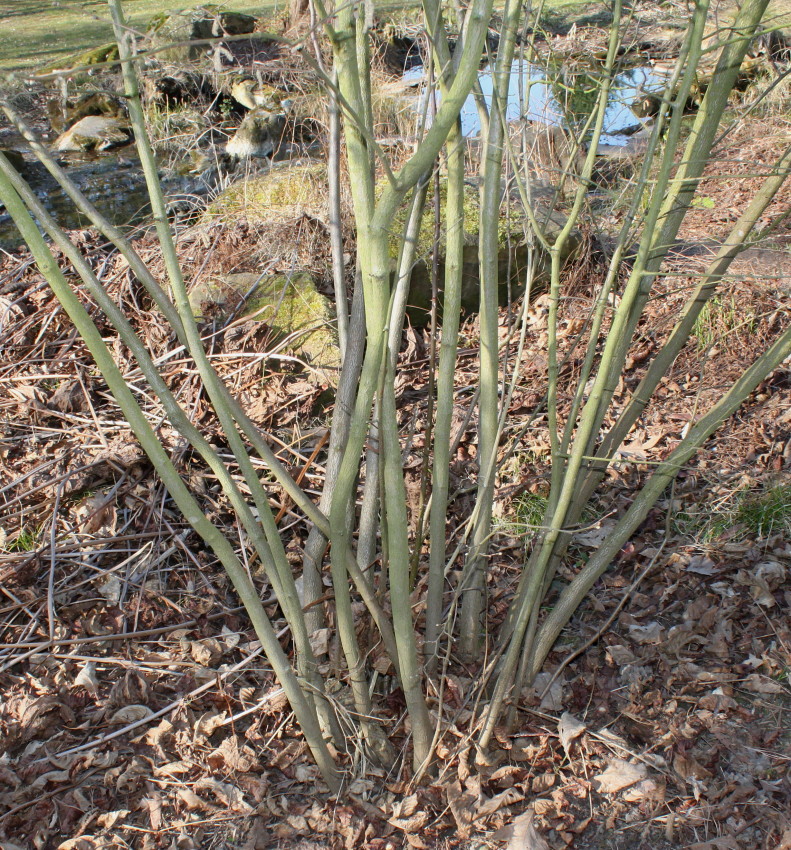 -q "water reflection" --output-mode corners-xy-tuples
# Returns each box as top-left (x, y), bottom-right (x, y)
(416, 61), (666, 145)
